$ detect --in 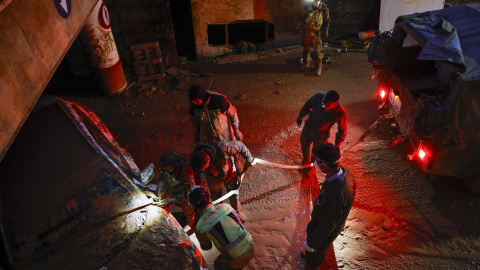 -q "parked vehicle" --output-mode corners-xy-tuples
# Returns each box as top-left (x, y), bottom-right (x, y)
(368, 3), (480, 193)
